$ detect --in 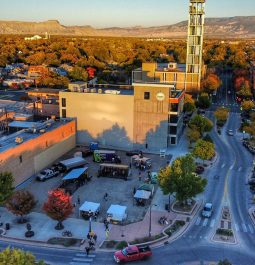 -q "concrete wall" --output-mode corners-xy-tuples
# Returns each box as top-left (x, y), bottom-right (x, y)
(133, 84), (169, 151)
(0, 120), (76, 186)
(60, 92), (134, 150)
